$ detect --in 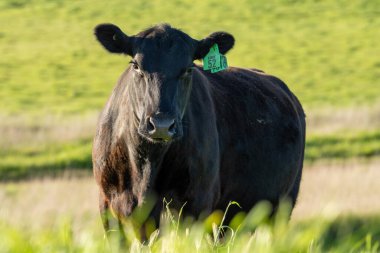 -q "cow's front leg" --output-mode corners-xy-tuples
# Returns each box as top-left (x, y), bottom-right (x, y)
(99, 191), (127, 247)
(186, 161), (221, 218)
